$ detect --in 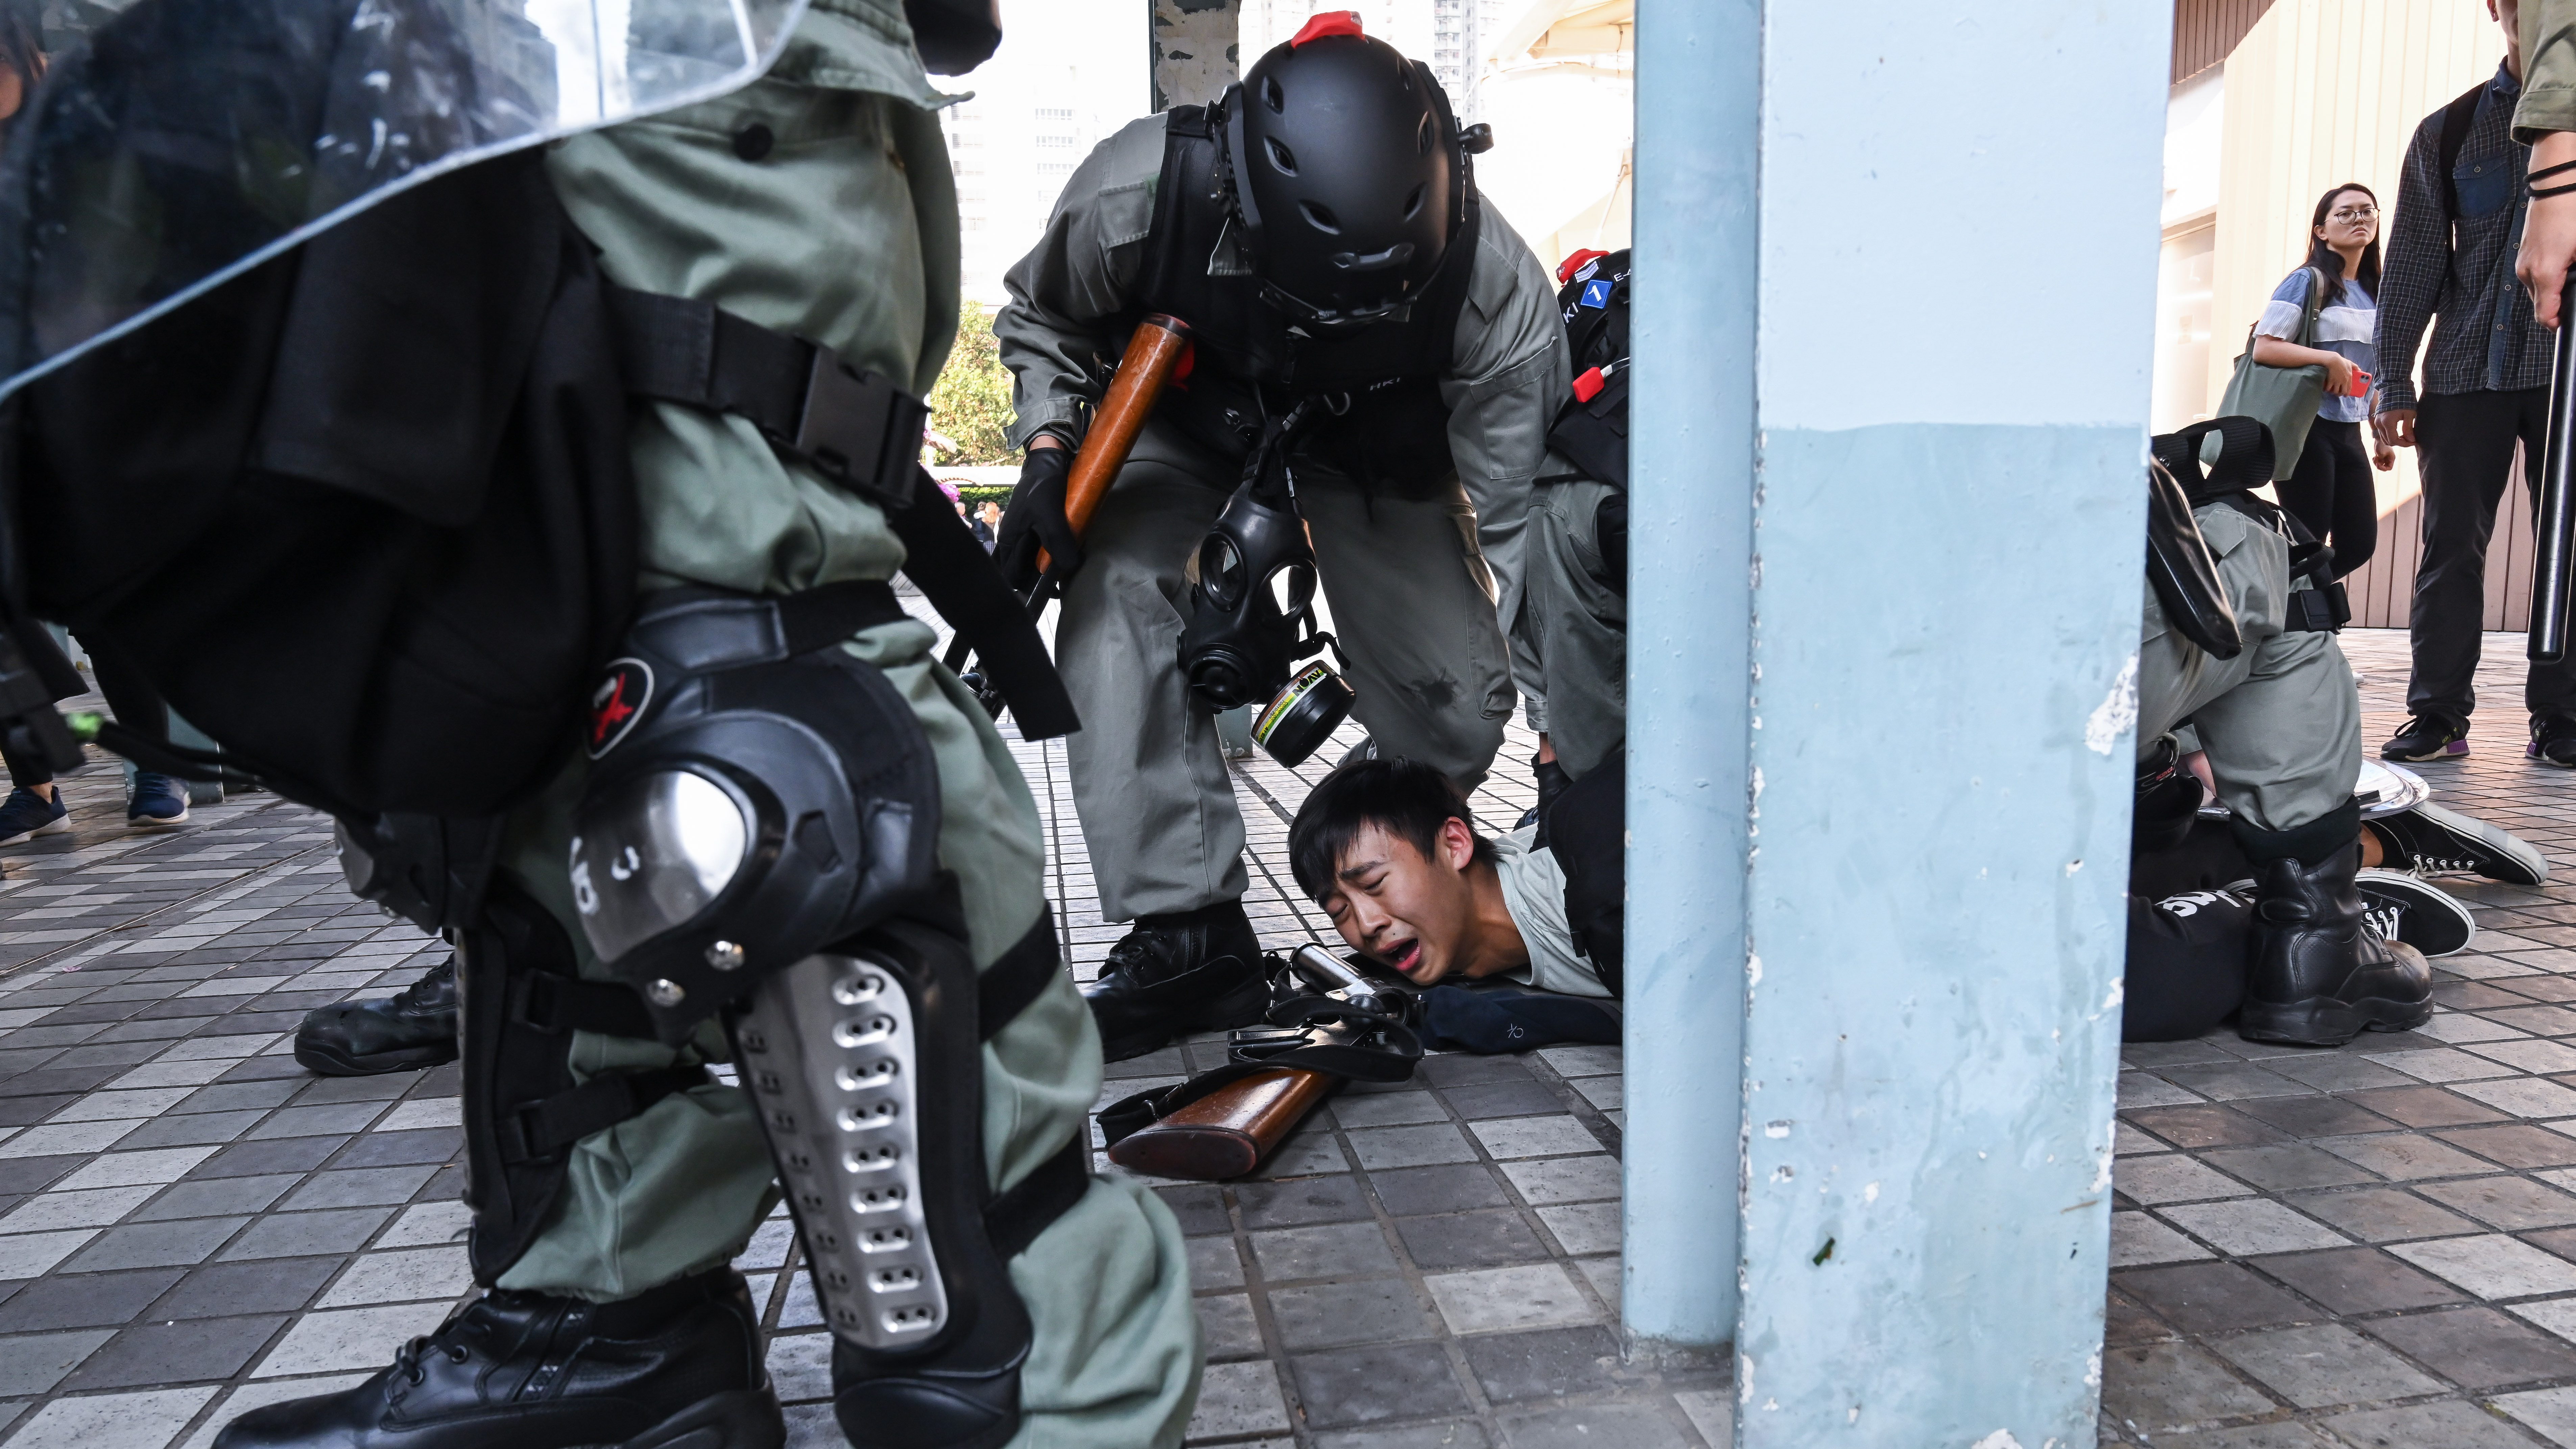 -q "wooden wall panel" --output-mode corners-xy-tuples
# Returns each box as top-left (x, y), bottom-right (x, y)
(2176, 0), (2277, 85)
(2339, 446), (2538, 632)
